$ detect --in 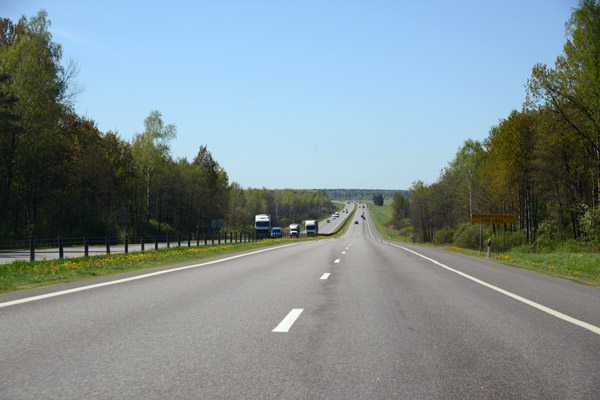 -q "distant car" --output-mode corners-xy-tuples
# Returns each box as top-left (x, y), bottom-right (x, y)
(355, 221), (359, 224)
(271, 227), (282, 238)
